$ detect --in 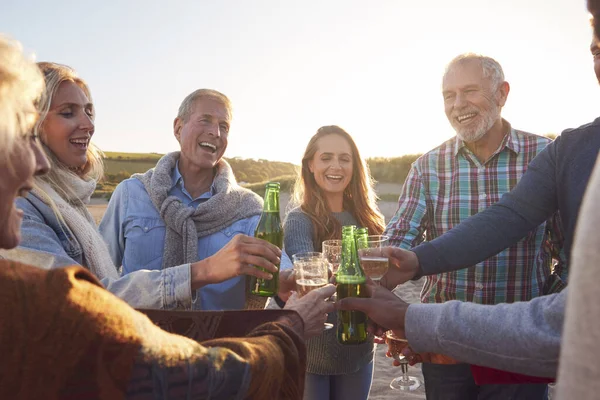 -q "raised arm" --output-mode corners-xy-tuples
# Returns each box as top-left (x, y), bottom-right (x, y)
(0, 260), (308, 399)
(406, 290), (565, 378)
(414, 139), (559, 276)
(17, 193), (193, 310)
(384, 165), (430, 250)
